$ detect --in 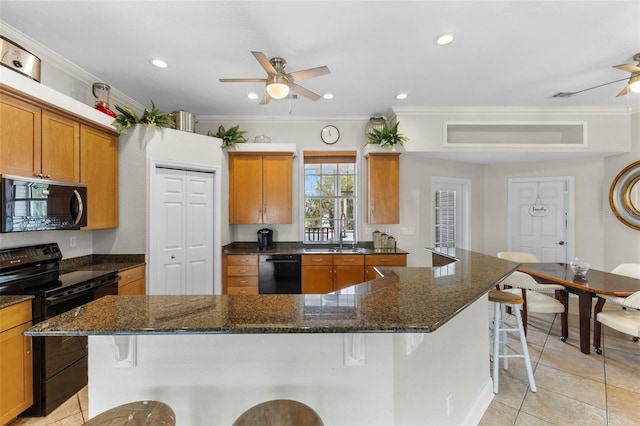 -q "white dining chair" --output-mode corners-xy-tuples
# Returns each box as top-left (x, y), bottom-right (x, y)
(611, 263), (640, 279)
(593, 291), (640, 354)
(499, 271), (568, 340)
(592, 263), (640, 354)
(497, 251), (540, 263)
(497, 252), (566, 293)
